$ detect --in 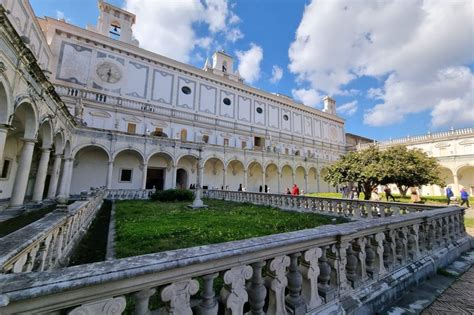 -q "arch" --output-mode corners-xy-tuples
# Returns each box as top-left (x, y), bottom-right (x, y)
(0, 78), (12, 125)
(113, 149), (145, 189)
(457, 165), (474, 196)
(226, 159), (245, 191)
(307, 167), (318, 193)
(147, 151), (174, 190)
(281, 164), (294, 194)
(176, 168), (188, 189)
(176, 154), (198, 189)
(70, 145), (110, 194)
(72, 143), (111, 161)
(247, 161), (264, 192)
(319, 167), (334, 193)
(265, 163), (279, 193)
(146, 150), (174, 165)
(37, 119), (53, 149)
(295, 166), (306, 193)
(203, 155), (225, 167)
(112, 147), (145, 162)
(12, 101), (38, 139)
(246, 159), (262, 170)
(175, 152), (199, 165)
(203, 157), (225, 189)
